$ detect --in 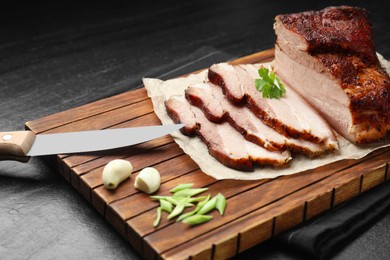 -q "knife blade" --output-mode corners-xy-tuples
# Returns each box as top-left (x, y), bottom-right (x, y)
(0, 124), (184, 162)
